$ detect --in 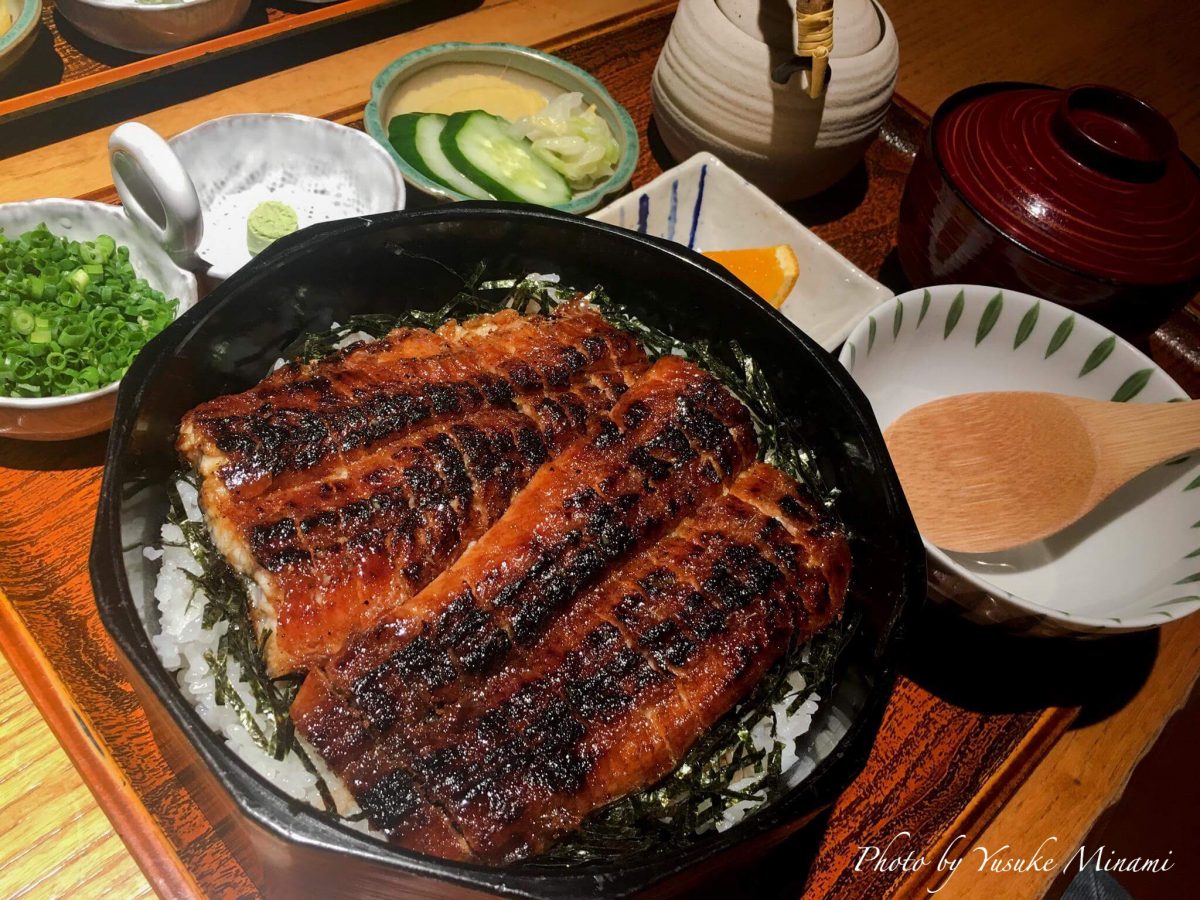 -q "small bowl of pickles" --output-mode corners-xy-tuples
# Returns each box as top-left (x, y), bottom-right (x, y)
(365, 42), (638, 213)
(0, 199), (197, 441)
